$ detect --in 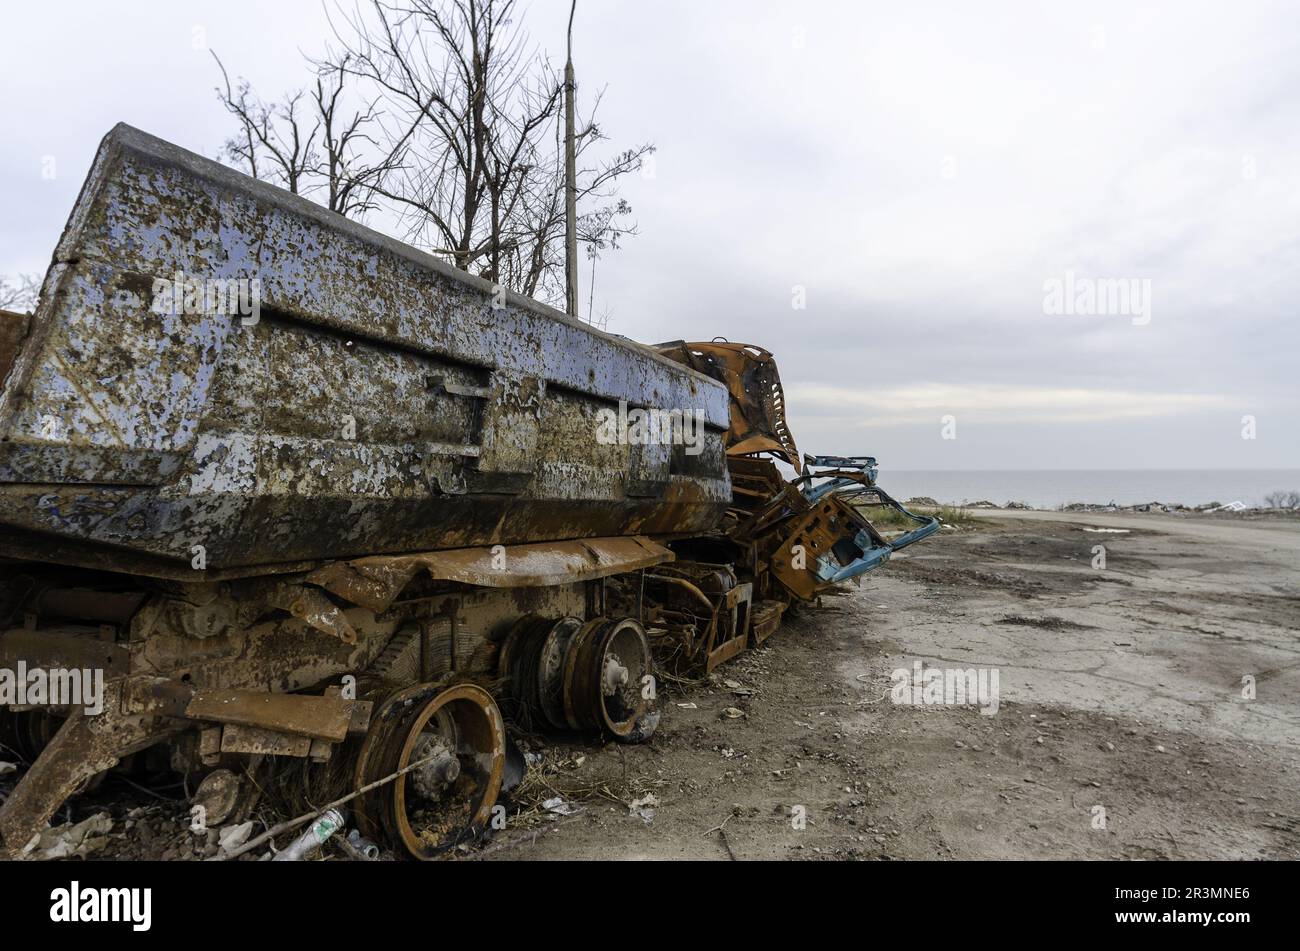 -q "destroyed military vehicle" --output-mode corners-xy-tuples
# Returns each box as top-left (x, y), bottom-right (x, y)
(0, 125), (937, 858)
